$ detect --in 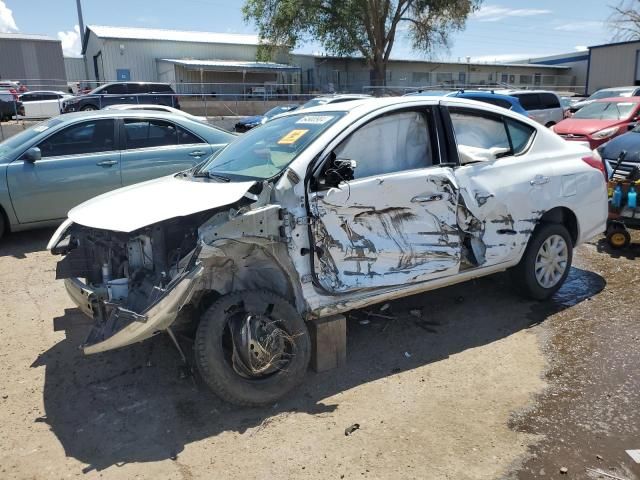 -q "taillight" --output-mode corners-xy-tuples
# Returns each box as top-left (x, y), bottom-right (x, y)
(582, 155), (607, 180)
